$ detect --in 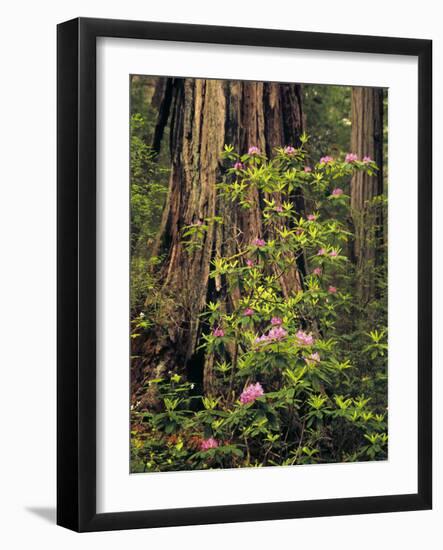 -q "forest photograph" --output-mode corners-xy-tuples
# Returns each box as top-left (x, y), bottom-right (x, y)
(129, 76), (388, 473)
